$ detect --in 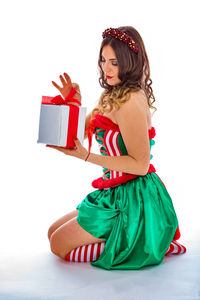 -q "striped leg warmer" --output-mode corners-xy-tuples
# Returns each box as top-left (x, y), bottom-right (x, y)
(165, 239), (187, 255)
(65, 242), (106, 262)
(65, 240), (186, 262)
